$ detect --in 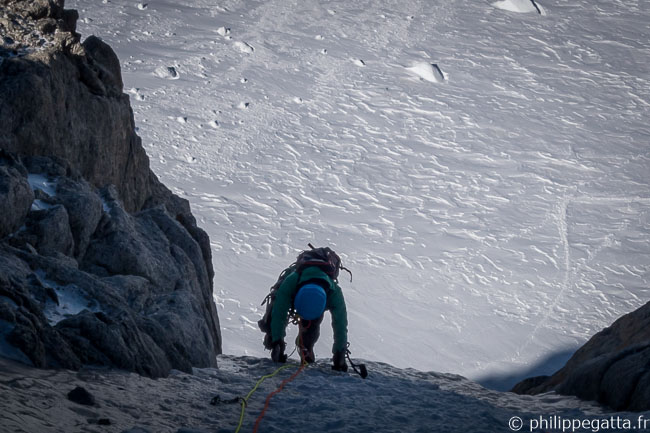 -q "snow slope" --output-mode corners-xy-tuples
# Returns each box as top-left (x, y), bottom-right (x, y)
(0, 354), (631, 433)
(69, 0), (650, 386)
